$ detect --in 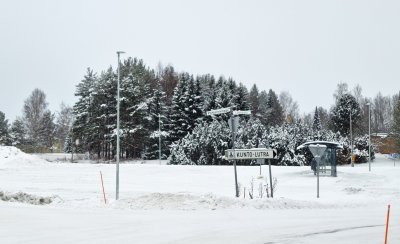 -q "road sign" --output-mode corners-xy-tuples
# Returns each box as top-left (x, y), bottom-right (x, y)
(225, 148), (277, 160)
(232, 110), (251, 116)
(206, 107), (231, 116)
